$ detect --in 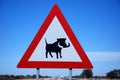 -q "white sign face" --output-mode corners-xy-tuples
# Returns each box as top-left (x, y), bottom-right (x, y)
(29, 16), (81, 62)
